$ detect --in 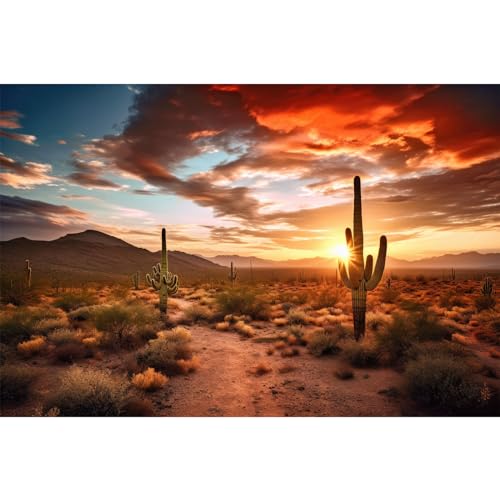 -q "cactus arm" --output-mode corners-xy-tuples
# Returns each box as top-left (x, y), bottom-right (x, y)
(146, 273), (160, 290)
(338, 259), (353, 288)
(364, 254), (373, 281)
(366, 235), (387, 291)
